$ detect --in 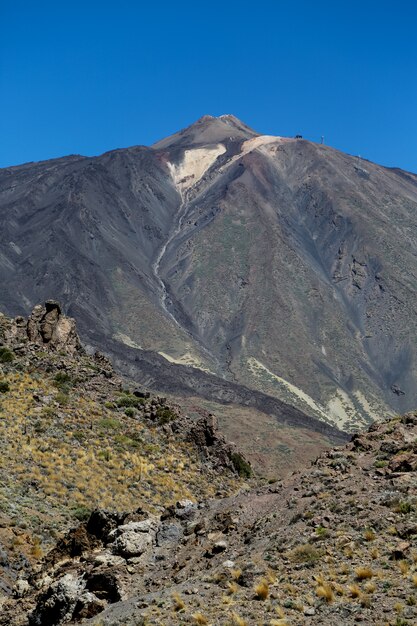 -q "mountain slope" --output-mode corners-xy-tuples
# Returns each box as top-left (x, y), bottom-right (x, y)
(1, 115), (417, 430)
(0, 303), (244, 597)
(3, 410), (417, 625)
